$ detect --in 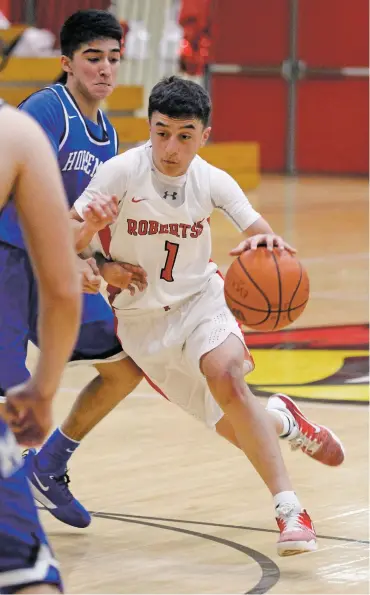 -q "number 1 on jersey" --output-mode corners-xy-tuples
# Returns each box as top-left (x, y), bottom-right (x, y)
(160, 241), (179, 282)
